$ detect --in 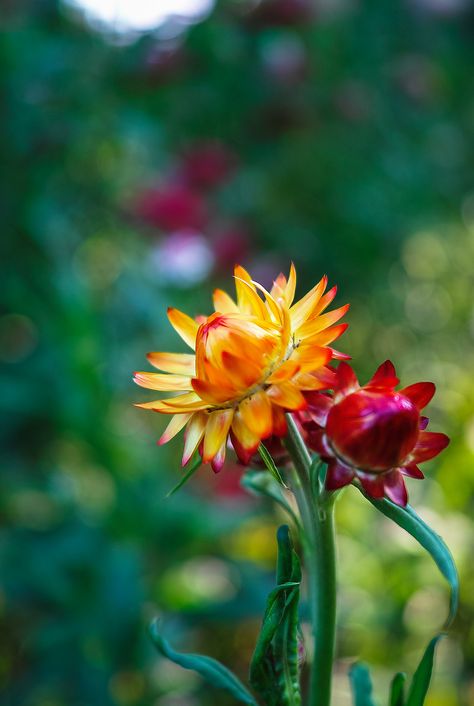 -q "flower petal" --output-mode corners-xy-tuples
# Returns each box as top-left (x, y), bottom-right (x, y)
(158, 413), (193, 445)
(296, 304), (350, 340)
(147, 352), (196, 374)
(266, 360), (300, 384)
(357, 471), (386, 498)
(400, 382), (435, 410)
(271, 404), (288, 437)
(290, 344), (332, 373)
(135, 392), (208, 413)
(410, 431), (450, 463)
(202, 409), (234, 463)
(383, 470), (408, 506)
(419, 416), (429, 430)
(167, 307), (199, 349)
(271, 272), (287, 299)
(365, 360), (399, 389)
(330, 347), (351, 360)
(182, 412), (207, 465)
(231, 410), (261, 458)
(213, 288), (239, 313)
(305, 323), (348, 347)
(312, 285), (337, 317)
(290, 275), (327, 330)
(326, 460), (355, 490)
(304, 392), (333, 425)
(284, 262), (297, 306)
(234, 265), (267, 318)
(267, 382), (307, 410)
(211, 442), (227, 473)
(191, 377), (236, 404)
(239, 391), (273, 438)
(312, 365), (338, 389)
(305, 428), (332, 457)
(220, 351), (263, 389)
(400, 464), (424, 479)
(294, 373), (329, 390)
(334, 362), (359, 398)
(134, 372), (191, 391)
